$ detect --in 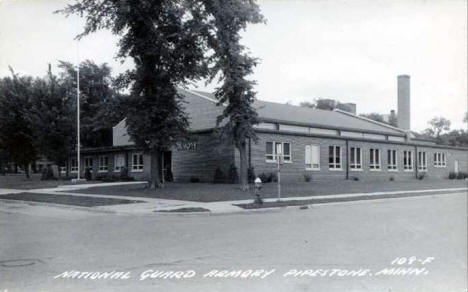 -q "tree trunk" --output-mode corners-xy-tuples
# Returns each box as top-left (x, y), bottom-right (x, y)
(65, 160), (70, 180)
(150, 150), (163, 189)
(238, 141), (248, 191)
